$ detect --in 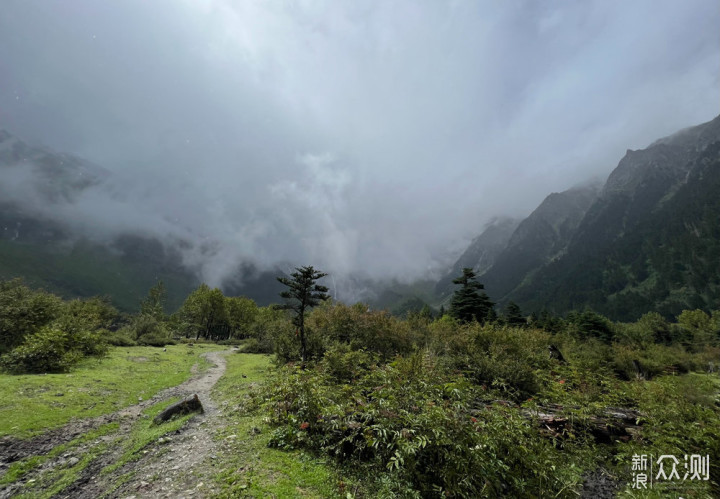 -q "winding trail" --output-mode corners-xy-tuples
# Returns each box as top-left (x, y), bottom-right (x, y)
(110, 350), (230, 498)
(0, 349), (232, 499)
